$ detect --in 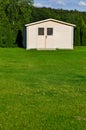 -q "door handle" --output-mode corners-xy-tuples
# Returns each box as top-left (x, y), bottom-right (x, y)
(46, 35), (47, 38)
